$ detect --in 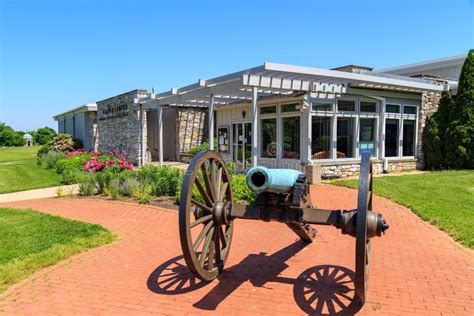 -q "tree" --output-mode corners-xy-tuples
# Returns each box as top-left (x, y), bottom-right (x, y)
(0, 126), (24, 147)
(423, 91), (453, 169)
(34, 127), (57, 145)
(445, 49), (474, 168)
